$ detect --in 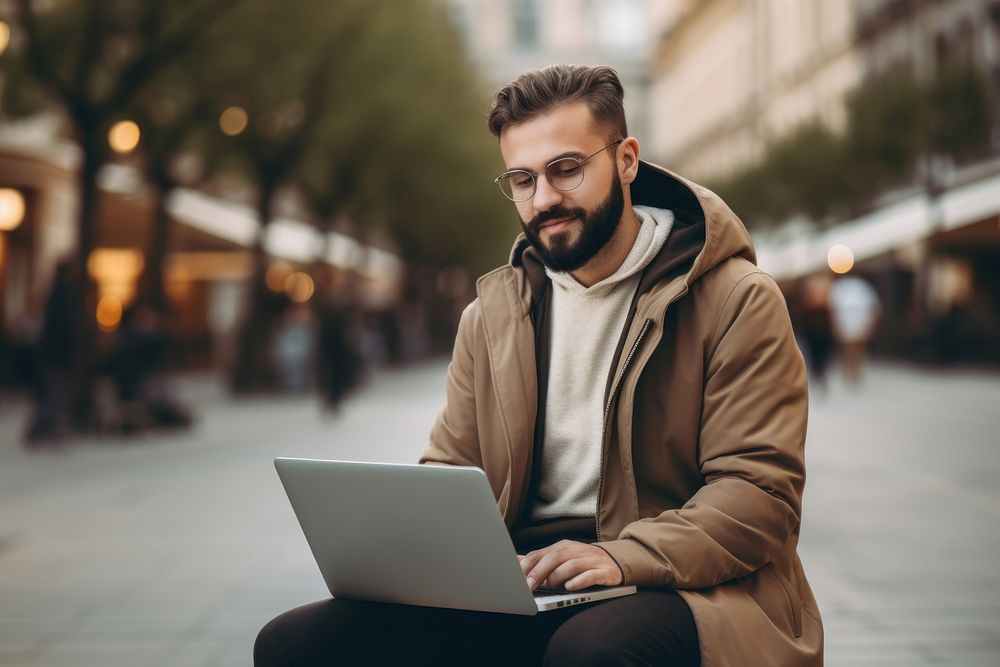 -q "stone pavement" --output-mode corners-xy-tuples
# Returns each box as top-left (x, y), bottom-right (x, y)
(0, 360), (998, 666)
